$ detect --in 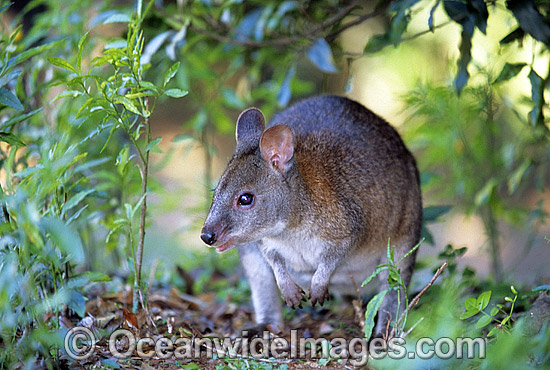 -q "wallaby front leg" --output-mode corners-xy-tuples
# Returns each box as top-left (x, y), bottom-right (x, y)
(310, 258), (340, 307)
(261, 248), (307, 308)
(237, 243), (283, 330)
